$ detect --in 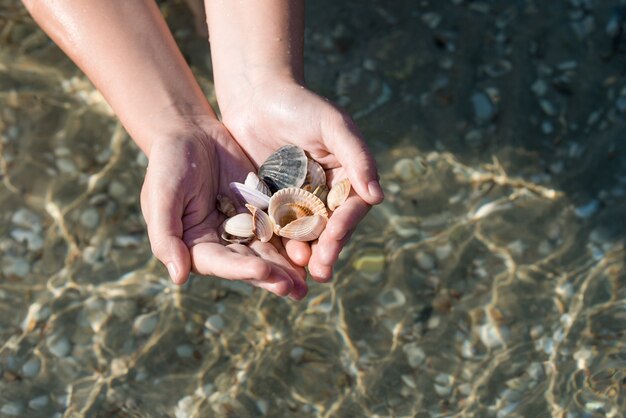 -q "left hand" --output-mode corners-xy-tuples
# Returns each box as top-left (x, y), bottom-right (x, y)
(217, 78), (384, 282)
